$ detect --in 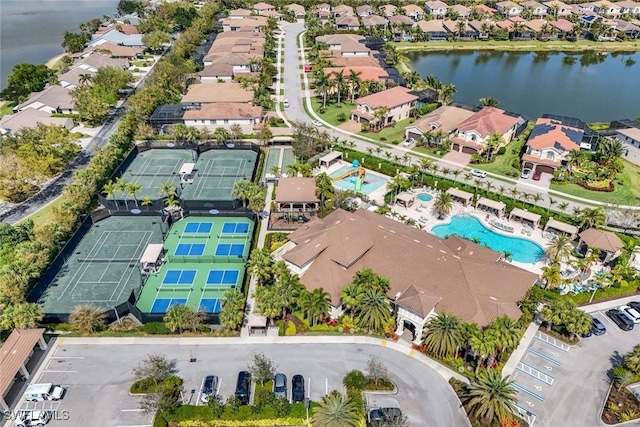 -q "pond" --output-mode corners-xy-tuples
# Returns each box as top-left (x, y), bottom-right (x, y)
(406, 50), (640, 123)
